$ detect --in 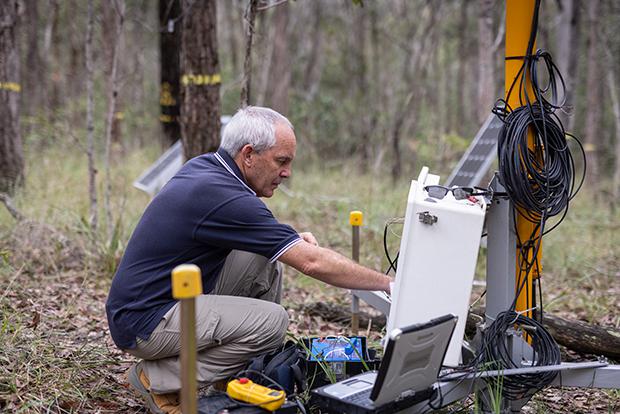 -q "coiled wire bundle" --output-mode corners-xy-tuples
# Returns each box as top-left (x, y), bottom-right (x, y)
(479, 311), (562, 400)
(479, 0), (585, 401)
